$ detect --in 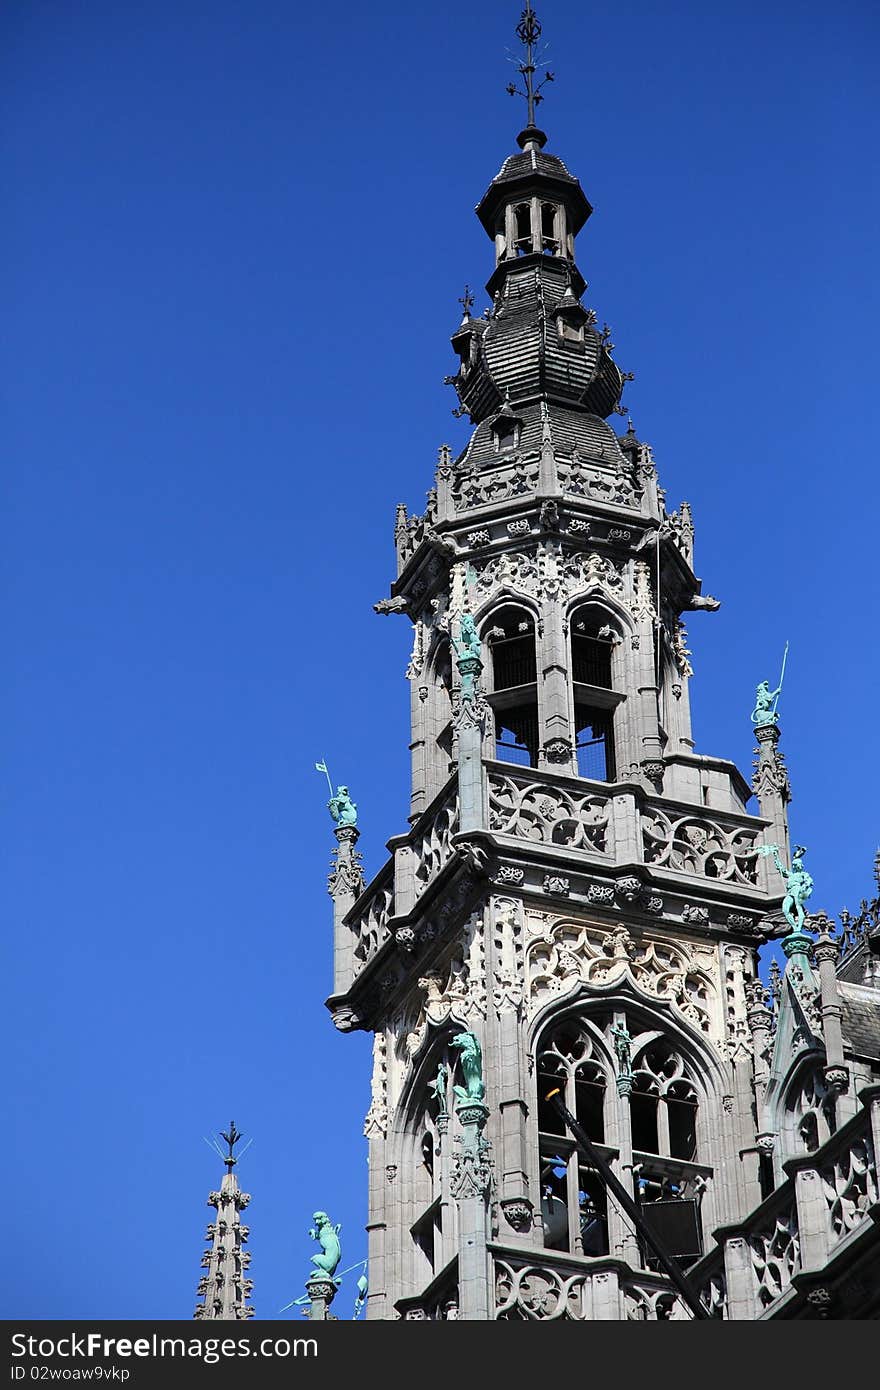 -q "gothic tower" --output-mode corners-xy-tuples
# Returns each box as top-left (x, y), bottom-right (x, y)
(323, 8), (867, 1321)
(193, 1123), (255, 1320)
